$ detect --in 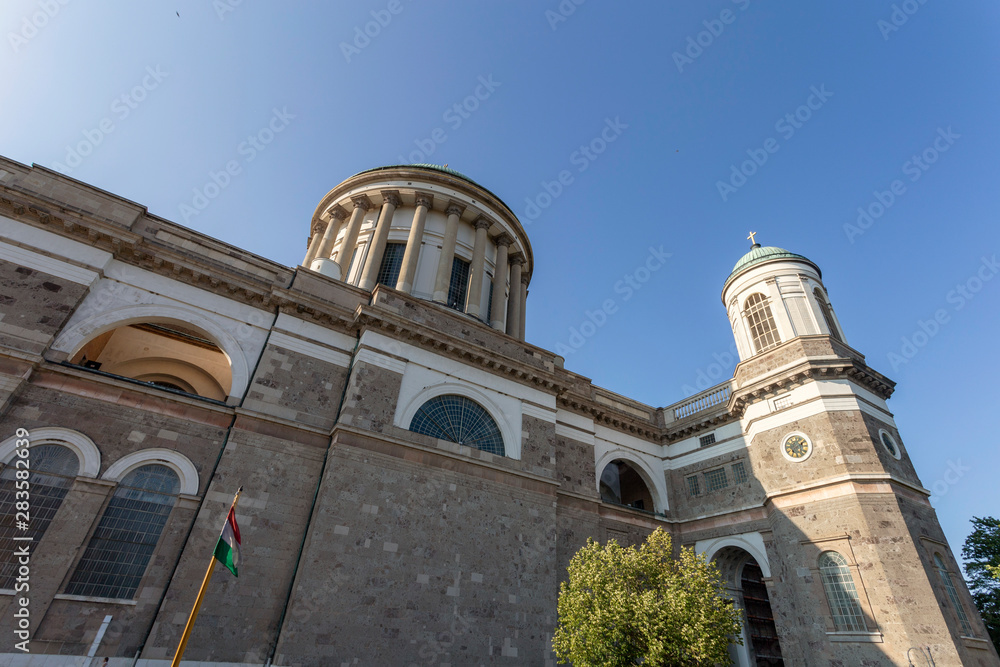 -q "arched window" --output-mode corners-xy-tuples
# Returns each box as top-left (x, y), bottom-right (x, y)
(744, 293), (780, 353)
(819, 551), (866, 632)
(934, 553), (974, 636)
(0, 445), (80, 589)
(66, 464), (180, 600)
(409, 395), (505, 456)
(813, 288), (842, 342)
